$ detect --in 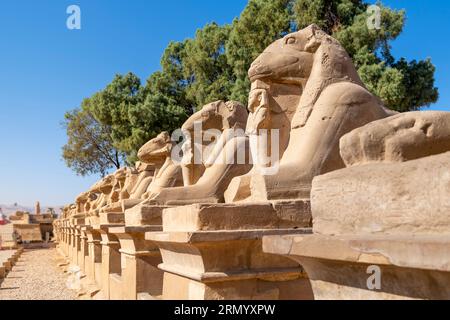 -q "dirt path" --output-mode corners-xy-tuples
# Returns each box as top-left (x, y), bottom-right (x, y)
(0, 248), (76, 300)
